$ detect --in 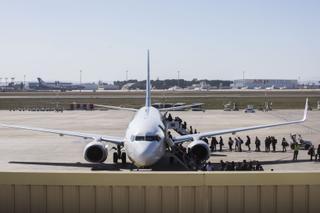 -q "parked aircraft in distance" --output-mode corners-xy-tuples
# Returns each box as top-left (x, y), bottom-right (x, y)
(35, 78), (85, 91)
(0, 51), (309, 169)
